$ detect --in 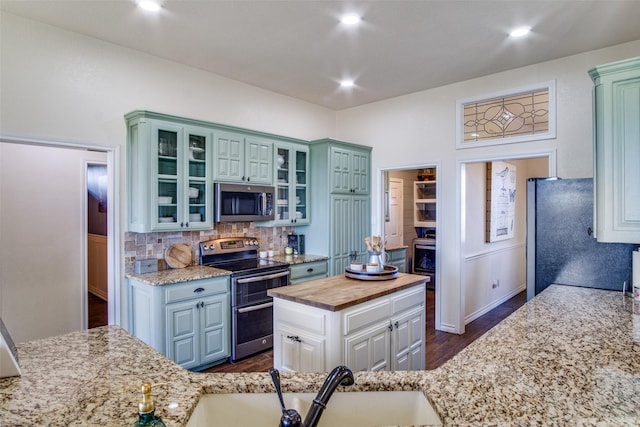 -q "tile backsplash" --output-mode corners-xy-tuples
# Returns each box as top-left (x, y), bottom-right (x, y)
(124, 222), (295, 273)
